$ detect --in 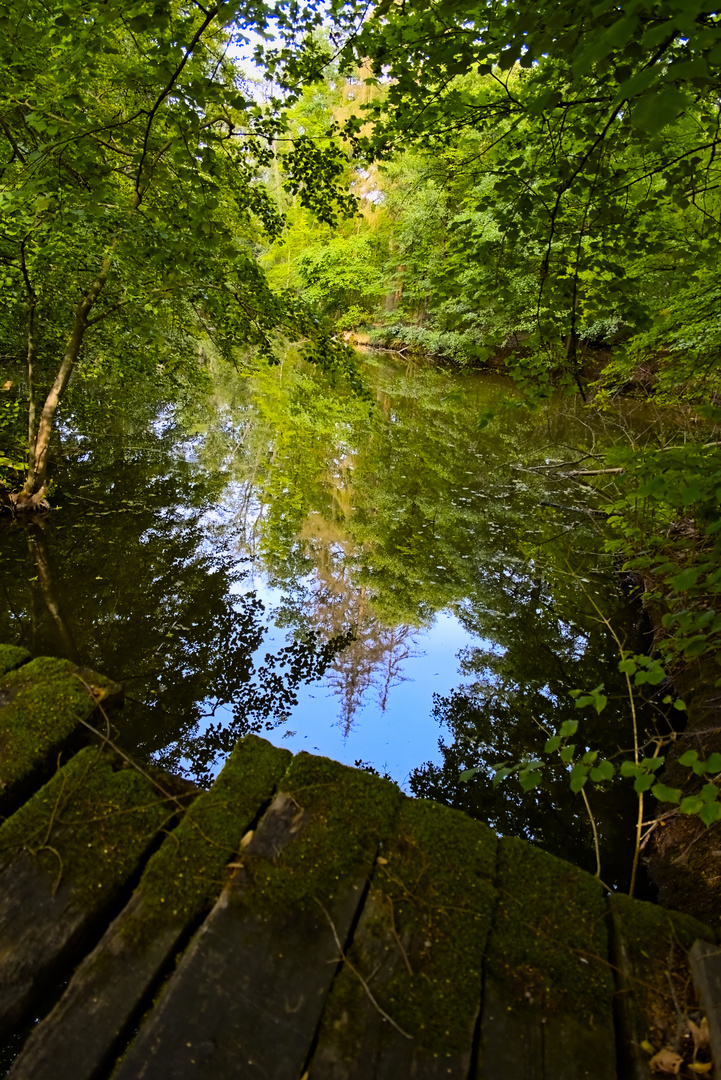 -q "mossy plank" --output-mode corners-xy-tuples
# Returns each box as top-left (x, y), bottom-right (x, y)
(689, 940), (721, 1073)
(113, 753), (402, 1080)
(308, 797), (497, 1079)
(6, 736), (290, 1080)
(0, 645), (30, 678)
(0, 746), (171, 1040)
(0, 656), (121, 813)
(479, 837), (616, 1079)
(609, 893), (716, 1079)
